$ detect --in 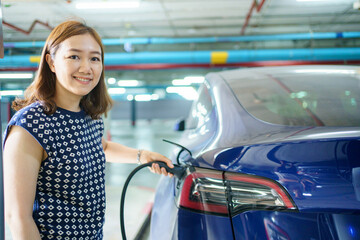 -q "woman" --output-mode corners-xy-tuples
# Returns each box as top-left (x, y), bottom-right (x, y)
(3, 20), (174, 239)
